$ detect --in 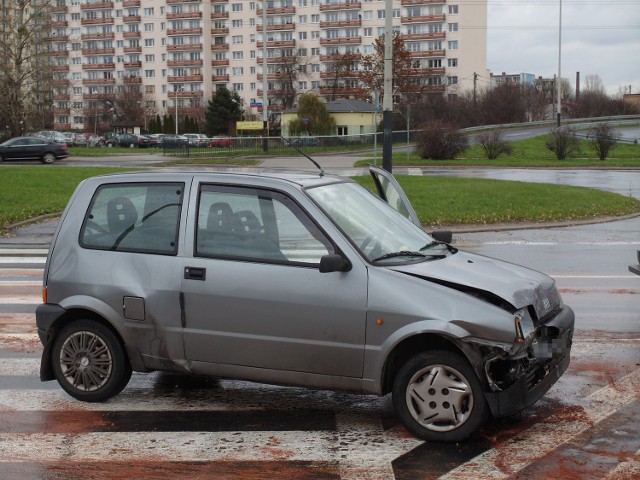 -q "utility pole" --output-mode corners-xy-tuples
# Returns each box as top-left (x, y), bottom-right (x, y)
(556, 0), (563, 127)
(473, 72), (478, 105)
(382, 0), (393, 173)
